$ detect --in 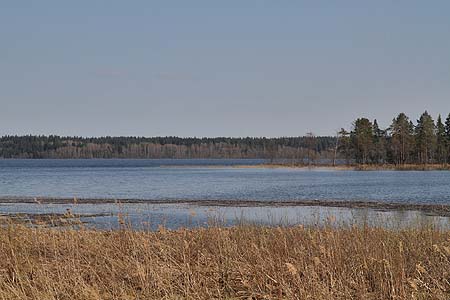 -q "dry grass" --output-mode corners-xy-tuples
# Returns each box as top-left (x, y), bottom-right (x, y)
(354, 164), (450, 171)
(0, 223), (449, 299)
